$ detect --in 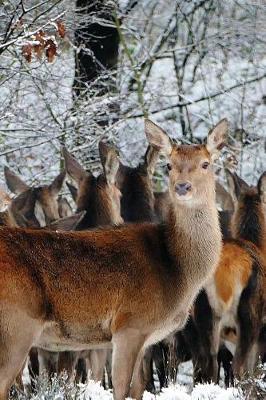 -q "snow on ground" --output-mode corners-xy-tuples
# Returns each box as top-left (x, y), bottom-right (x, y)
(33, 379), (242, 400)
(20, 361), (246, 400)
